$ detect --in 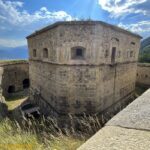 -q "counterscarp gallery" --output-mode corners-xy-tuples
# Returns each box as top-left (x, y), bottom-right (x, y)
(27, 21), (141, 117)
